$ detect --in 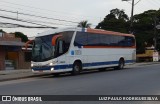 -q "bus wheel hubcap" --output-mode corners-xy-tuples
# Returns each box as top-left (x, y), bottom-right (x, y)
(120, 61), (124, 69)
(74, 65), (79, 72)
